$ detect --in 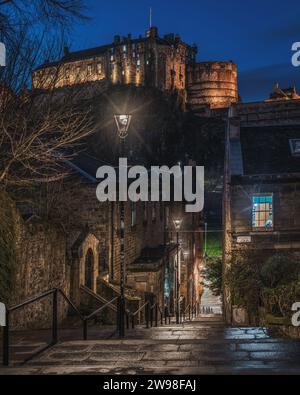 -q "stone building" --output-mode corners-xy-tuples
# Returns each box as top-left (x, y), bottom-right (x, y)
(6, 149), (204, 328)
(62, 154), (201, 317)
(32, 27), (239, 111)
(187, 61), (239, 111)
(223, 106), (300, 325)
(266, 82), (300, 102)
(32, 27), (196, 95)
